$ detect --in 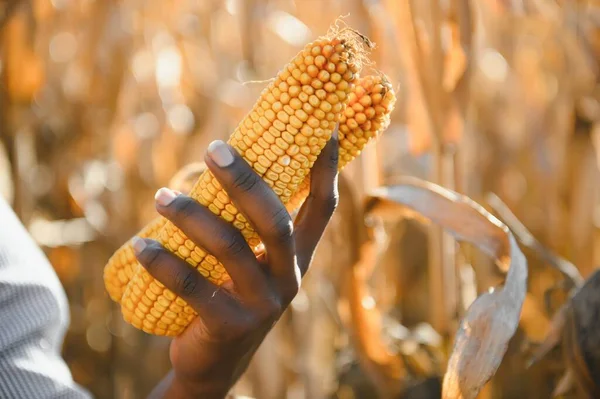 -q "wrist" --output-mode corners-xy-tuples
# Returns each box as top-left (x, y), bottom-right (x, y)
(171, 372), (232, 399)
(148, 369), (232, 399)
